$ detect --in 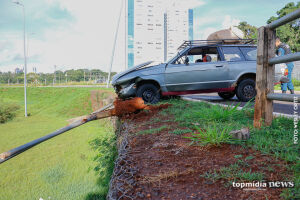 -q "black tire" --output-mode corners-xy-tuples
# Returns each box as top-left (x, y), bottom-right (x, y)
(218, 91), (235, 100)
(136, 84), (161, 104)
(236, 79), (256, 102)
